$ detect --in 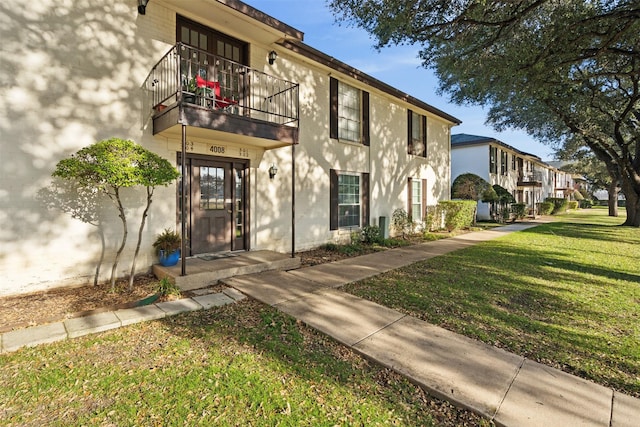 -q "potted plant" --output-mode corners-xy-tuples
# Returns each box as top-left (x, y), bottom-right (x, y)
(153, 228), (182, 267)
(182, 75), (197, 104)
